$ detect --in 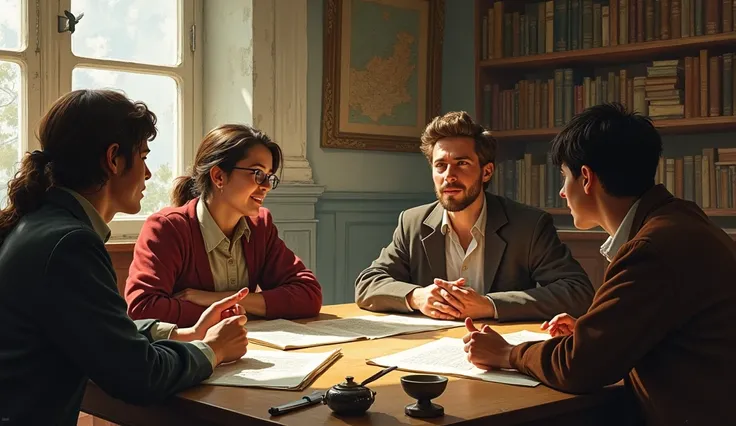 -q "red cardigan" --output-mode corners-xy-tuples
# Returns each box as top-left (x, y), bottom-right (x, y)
(124, 198), (322, 326)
